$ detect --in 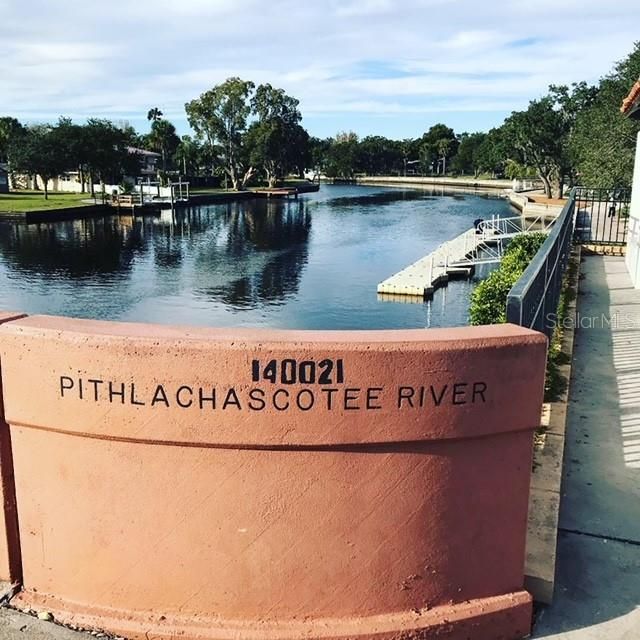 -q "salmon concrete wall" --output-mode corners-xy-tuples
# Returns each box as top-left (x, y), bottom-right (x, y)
(0, 315), (547, 640)
(0, 311), (26, 585)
